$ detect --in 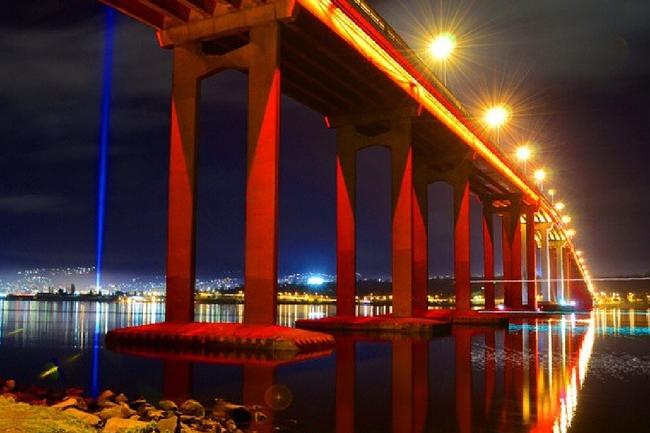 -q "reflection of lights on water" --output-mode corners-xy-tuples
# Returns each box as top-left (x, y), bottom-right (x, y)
(308, 311), (326, 320)
(39, 363), (59, 380)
